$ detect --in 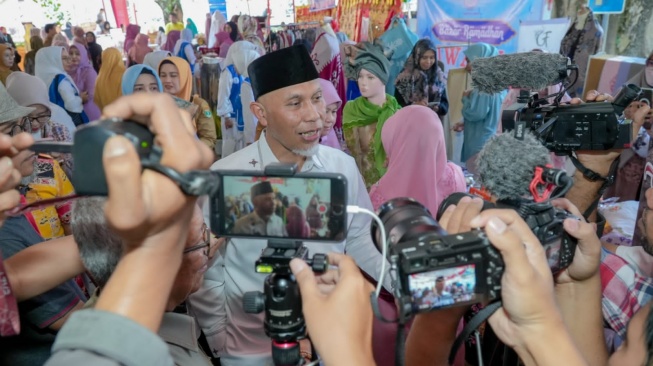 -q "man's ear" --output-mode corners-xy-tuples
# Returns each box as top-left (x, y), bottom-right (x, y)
(250, 102), (268, 127)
